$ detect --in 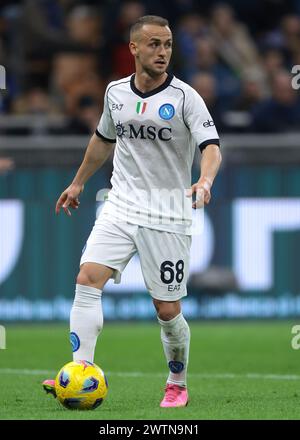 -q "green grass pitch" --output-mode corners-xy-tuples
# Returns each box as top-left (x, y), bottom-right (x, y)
(0, 321), (300, 420)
